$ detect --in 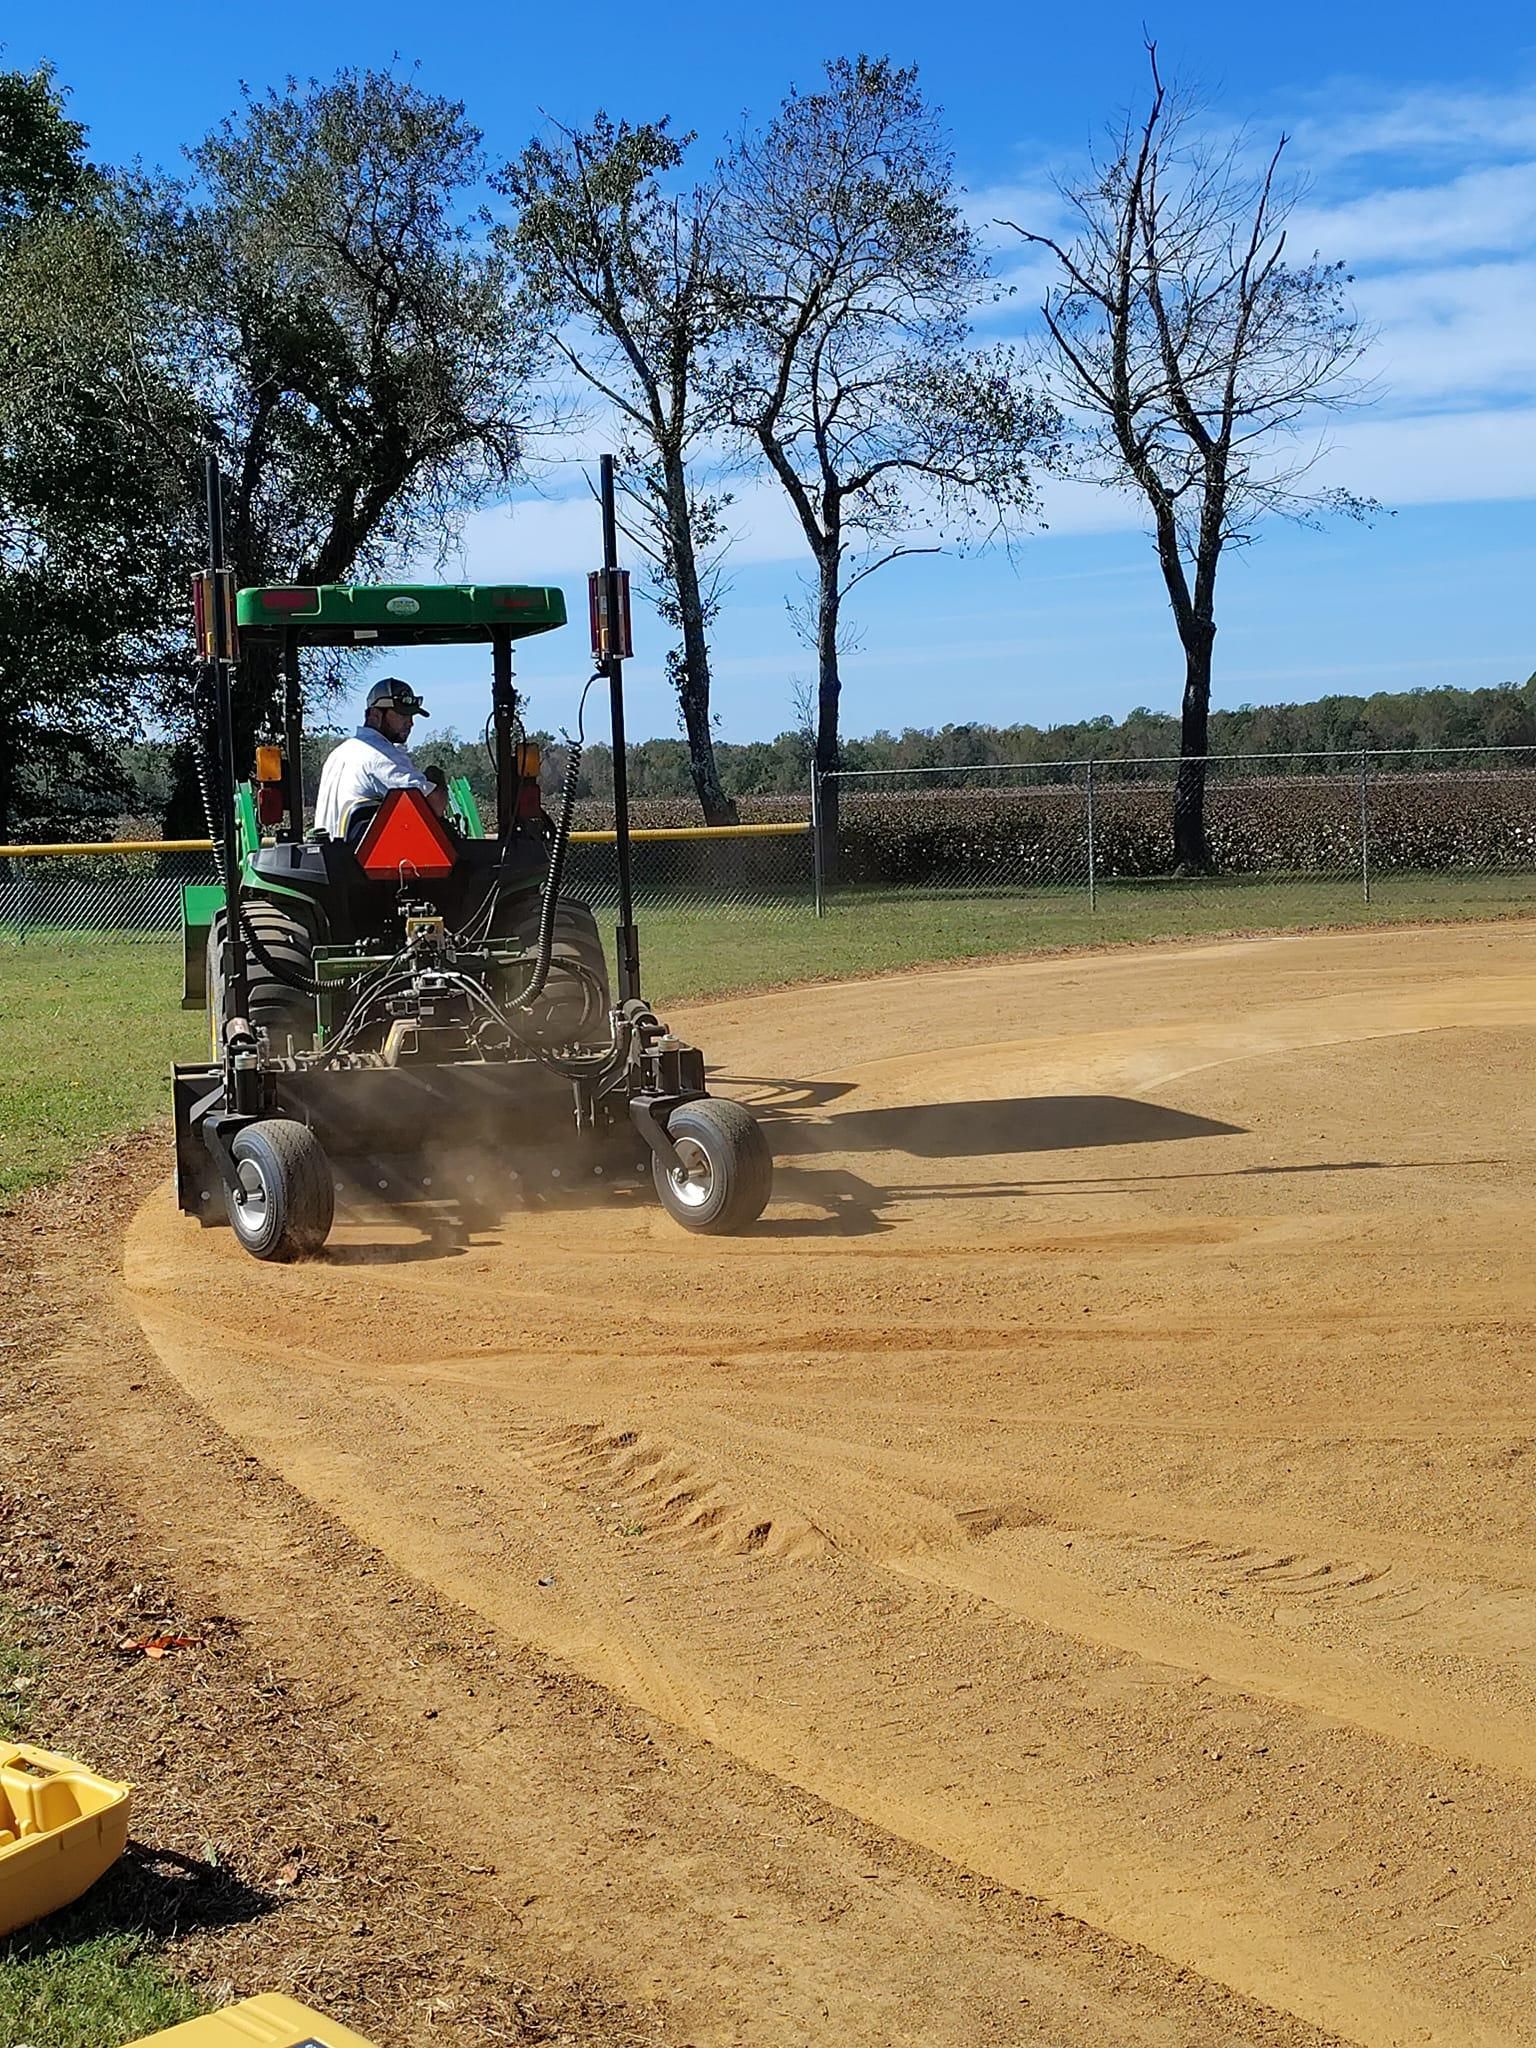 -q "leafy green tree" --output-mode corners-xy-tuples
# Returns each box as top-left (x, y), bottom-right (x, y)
(499, 115), (738, 821)
(0, 67), (190, 841)
(132, 68), (550, 826)
(0, 65), (89, 214)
